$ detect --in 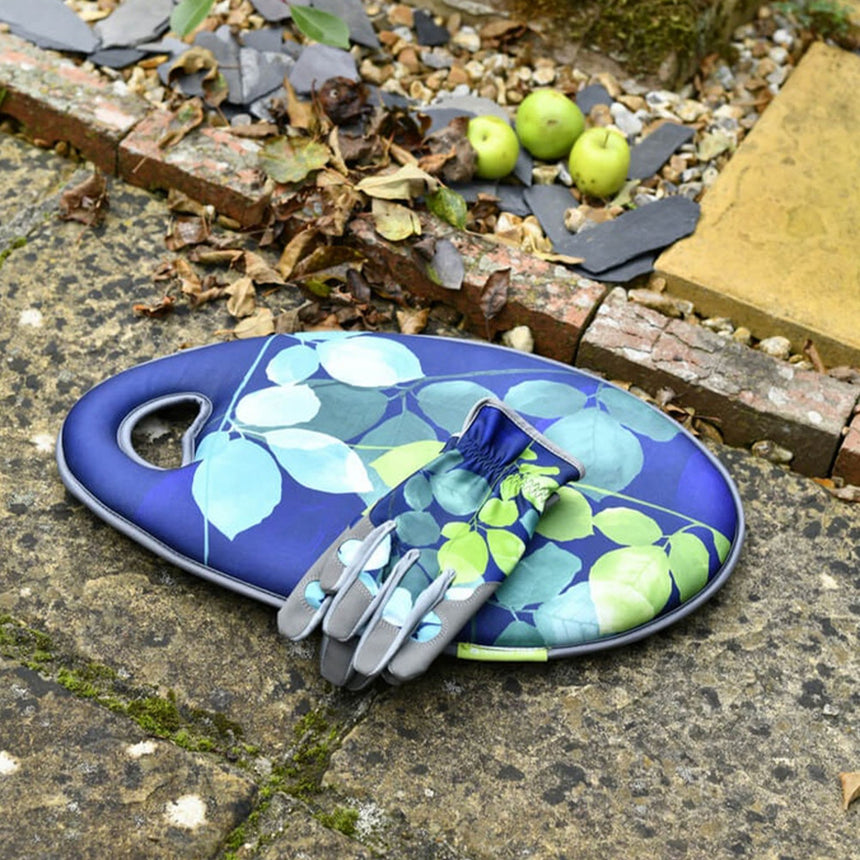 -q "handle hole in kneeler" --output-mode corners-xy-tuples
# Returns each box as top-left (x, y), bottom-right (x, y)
(121, 395), (212, 471)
